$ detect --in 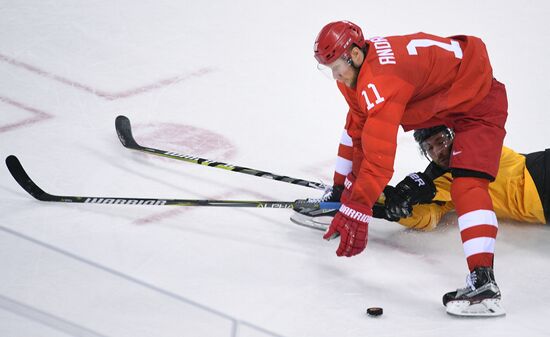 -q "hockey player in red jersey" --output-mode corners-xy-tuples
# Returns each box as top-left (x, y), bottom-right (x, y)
(313, 21), (507, 316)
